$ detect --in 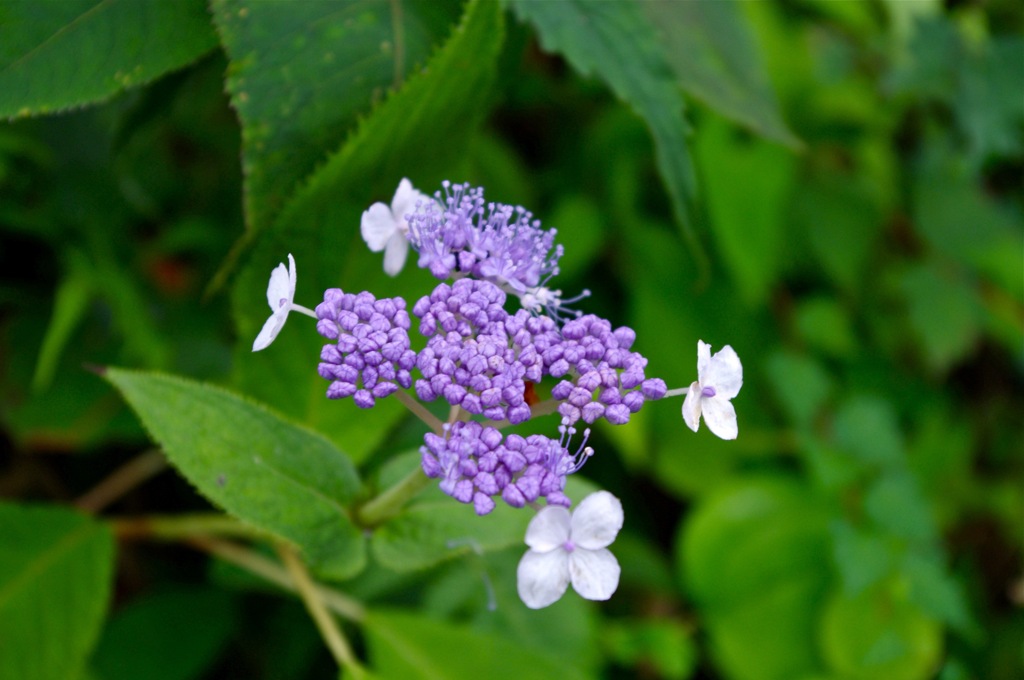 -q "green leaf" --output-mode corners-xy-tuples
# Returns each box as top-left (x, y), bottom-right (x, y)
(639, 0), (799, 147)
(833, 396), (903, 469)
(210, 0), (455, 235)
(864, 473), (938, 546)
(765, 350), (833, 427)
(0, 503), (114, 680)
(508, 0), (702, 263)
(794, 297), (857, 359)
(693, 111), (797, 304)
(819, 588), (943, 680)
(830, 520), (892, 596)
(31, 252), (94, 392)
(678, 477), (831, 680)
(103, 368), (366, 579)
(364, 609), (590, 680)
(231, 0), (504, 456)
(372, 476), (599, 573)
(902, 553), (977, 637)
(0, 0), (217, 119)
(91, 587), (237, 680)
(900, 262), (980, 374)
(604, 619), (698, 680)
